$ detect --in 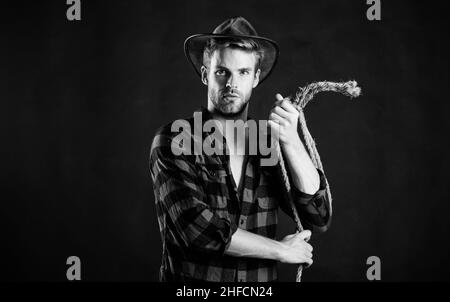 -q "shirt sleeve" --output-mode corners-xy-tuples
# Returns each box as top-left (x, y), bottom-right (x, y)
(277, 167), (331, 233)
(149, 128), (238, 256)
(290, 169), (332, 233)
